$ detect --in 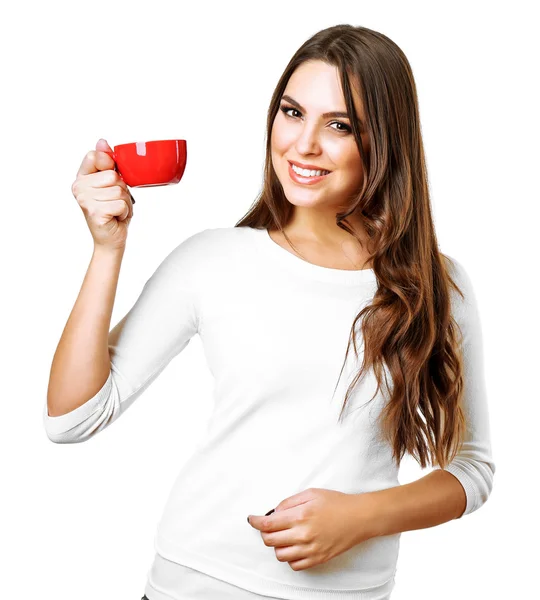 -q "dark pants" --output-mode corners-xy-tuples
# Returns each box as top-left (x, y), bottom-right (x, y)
(141, 596), (149, 600)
